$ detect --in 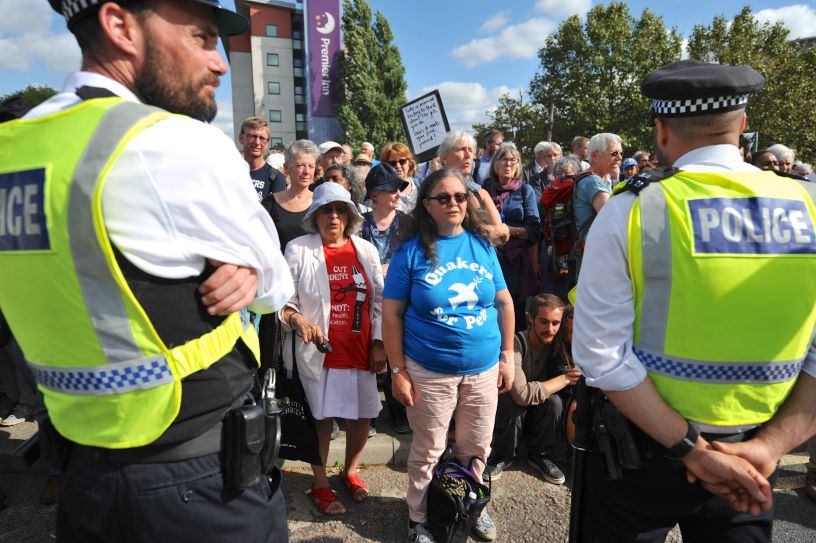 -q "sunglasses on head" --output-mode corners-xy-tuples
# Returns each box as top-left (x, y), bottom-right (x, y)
(426, 192), (468, 205)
